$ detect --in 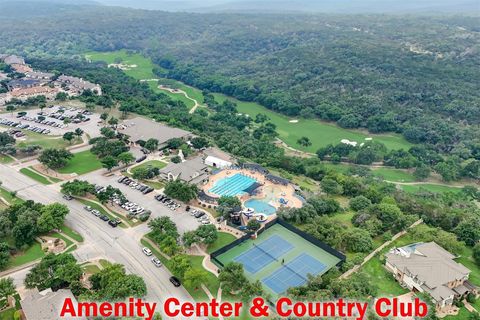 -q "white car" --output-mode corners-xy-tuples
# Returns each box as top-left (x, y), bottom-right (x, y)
(202, 220), (211, 225)
(151, 257), (162, 267)
(142, 247), (152, 256)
